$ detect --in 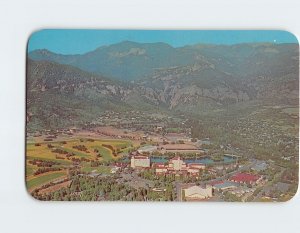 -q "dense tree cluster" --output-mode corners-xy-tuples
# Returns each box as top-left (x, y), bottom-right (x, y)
(34, 167), (62, 175)
(73, 144), (89, 152)
(51, 148), (68, 154)
(29, 159), (60, 167)
(33, 175), (153, 201)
